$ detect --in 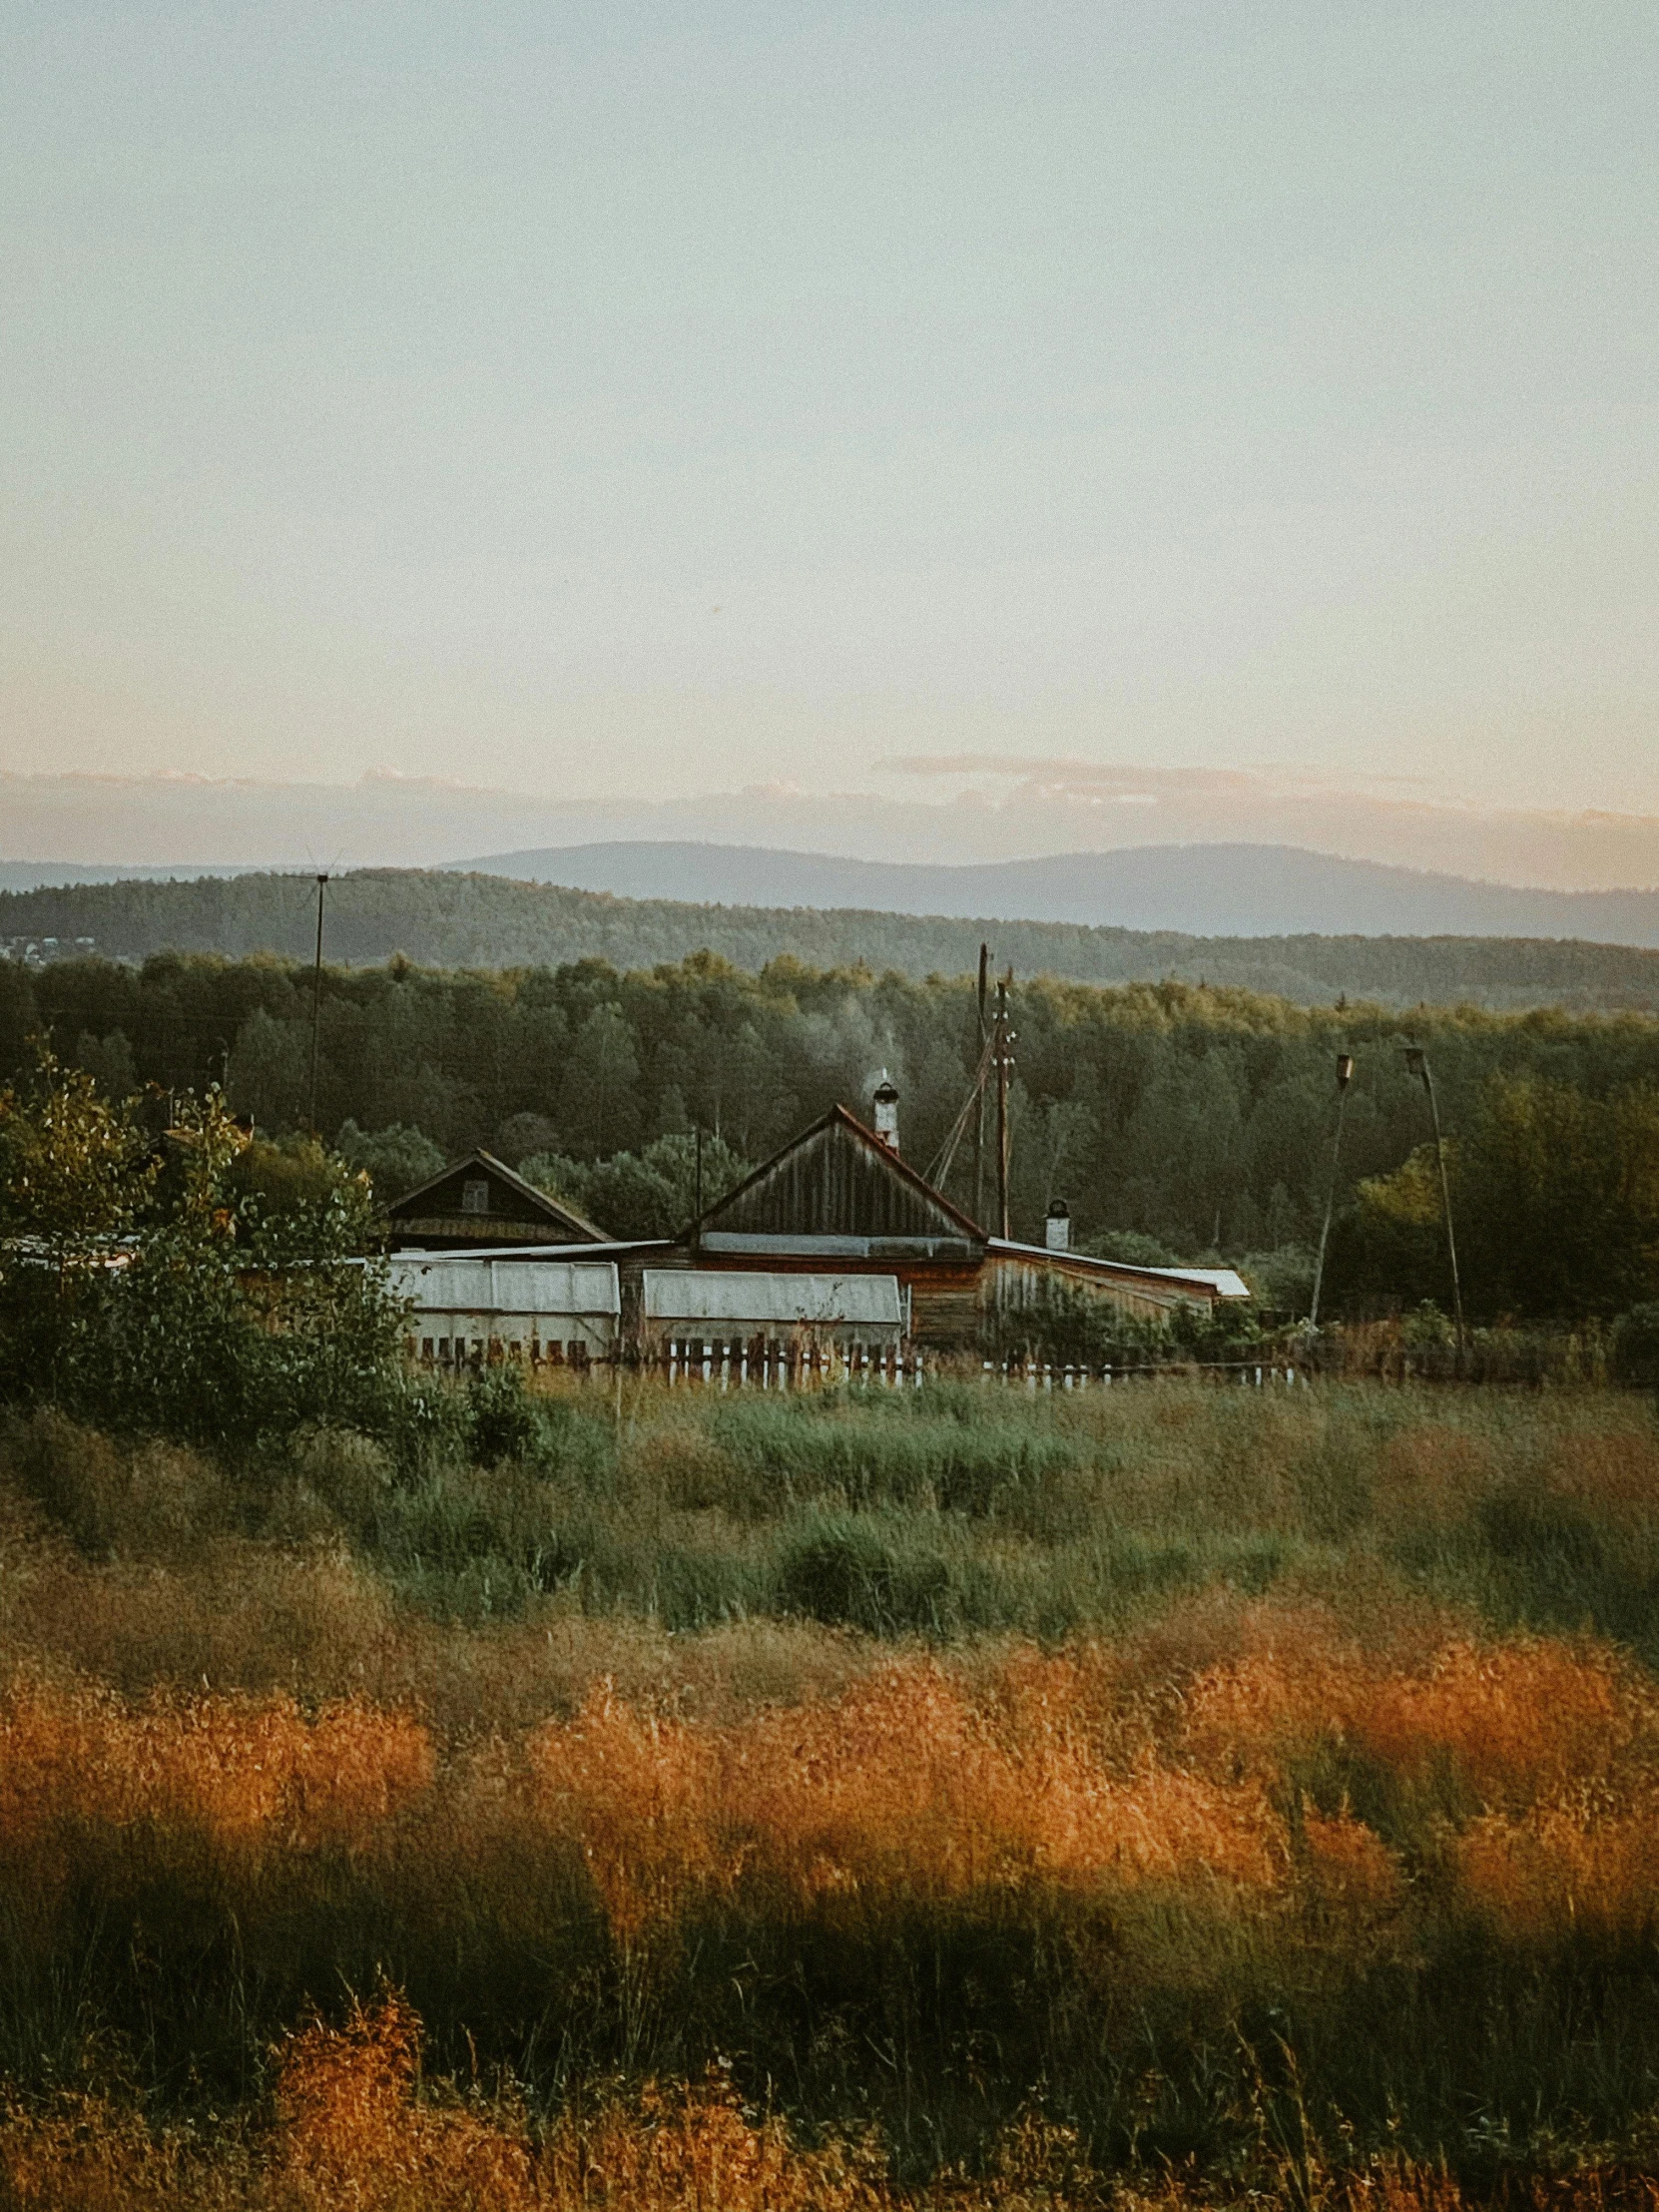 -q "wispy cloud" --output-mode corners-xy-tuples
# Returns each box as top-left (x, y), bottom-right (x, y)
(870, 756), (1659, 891)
